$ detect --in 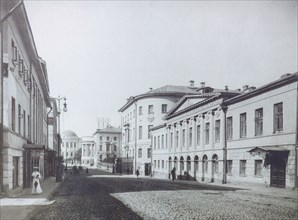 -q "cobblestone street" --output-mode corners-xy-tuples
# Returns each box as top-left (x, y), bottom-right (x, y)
(23, 168), (298, 220)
